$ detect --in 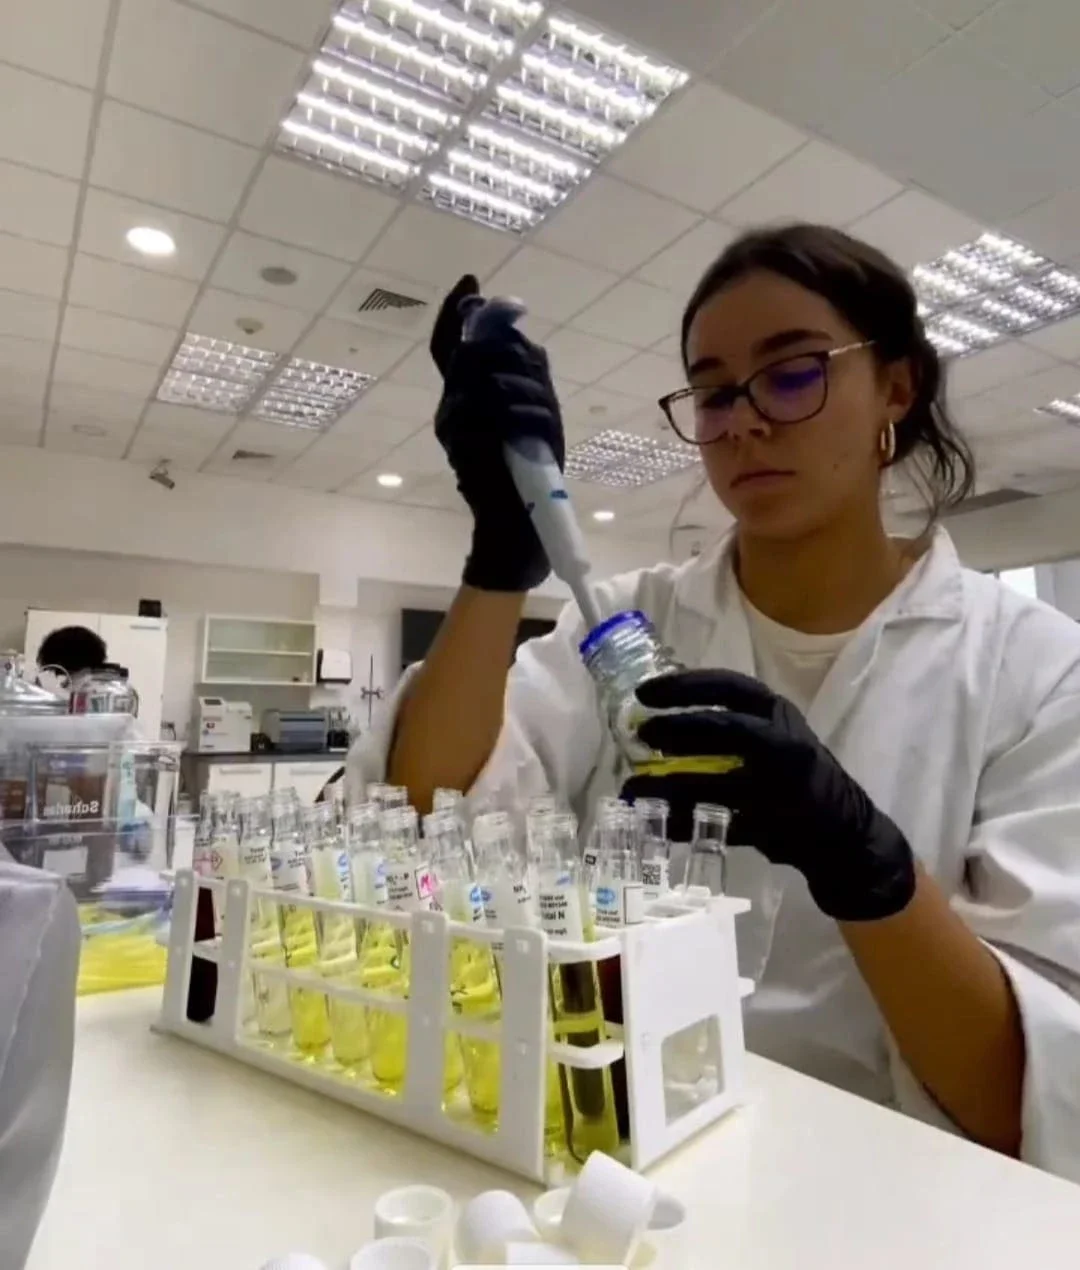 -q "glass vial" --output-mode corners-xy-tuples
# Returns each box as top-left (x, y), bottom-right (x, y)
(634, 797), (671, 905)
